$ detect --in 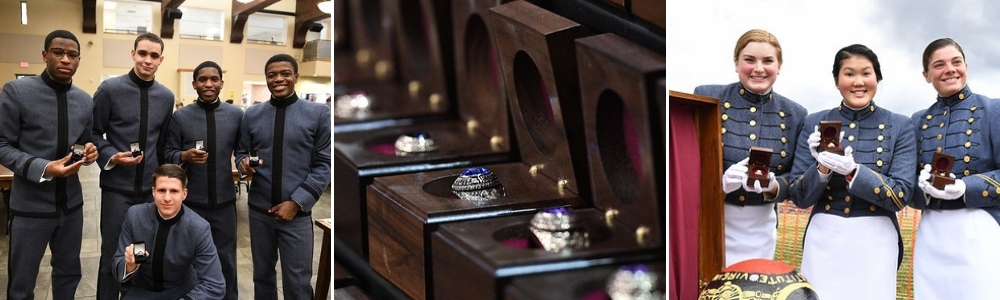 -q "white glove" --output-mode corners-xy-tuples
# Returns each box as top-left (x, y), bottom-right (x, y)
(816, 146), (857, 175)
(743, 170), (778, 194)
(917, 164), (966, 200)
(722, 158), (749, 194)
